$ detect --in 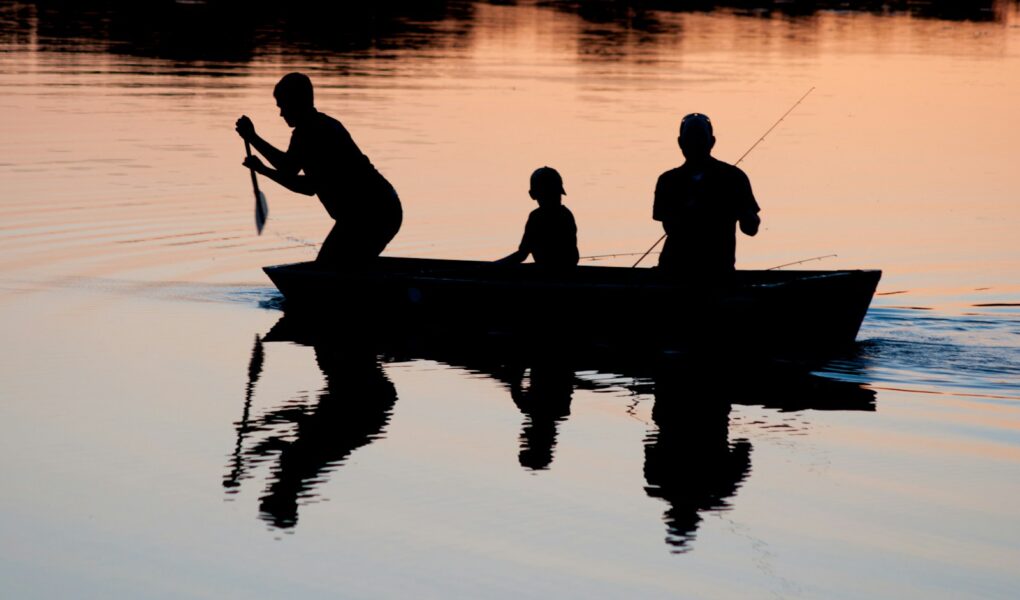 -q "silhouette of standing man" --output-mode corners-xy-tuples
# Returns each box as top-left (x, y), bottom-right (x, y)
(653, 113), (759, 275)
(236, 73), (402, 265)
